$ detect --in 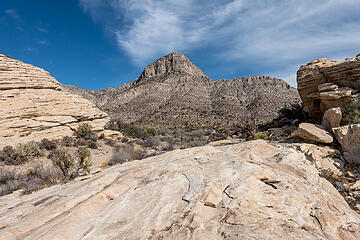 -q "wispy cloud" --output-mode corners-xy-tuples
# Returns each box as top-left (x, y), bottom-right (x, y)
(5, 9), (20, 20)
(25, 47), (36, 52)
(37, 27), (48, 33)
(38, 40), (49, 45)
(79, 0), (360, 84)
